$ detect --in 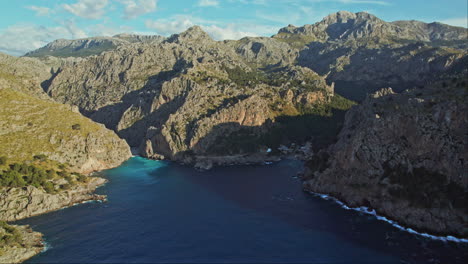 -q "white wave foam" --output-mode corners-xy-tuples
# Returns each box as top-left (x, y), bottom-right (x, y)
(57, 199), (106, 212)
(308, 191), (468, 243)
(41, 240), (51, 253)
